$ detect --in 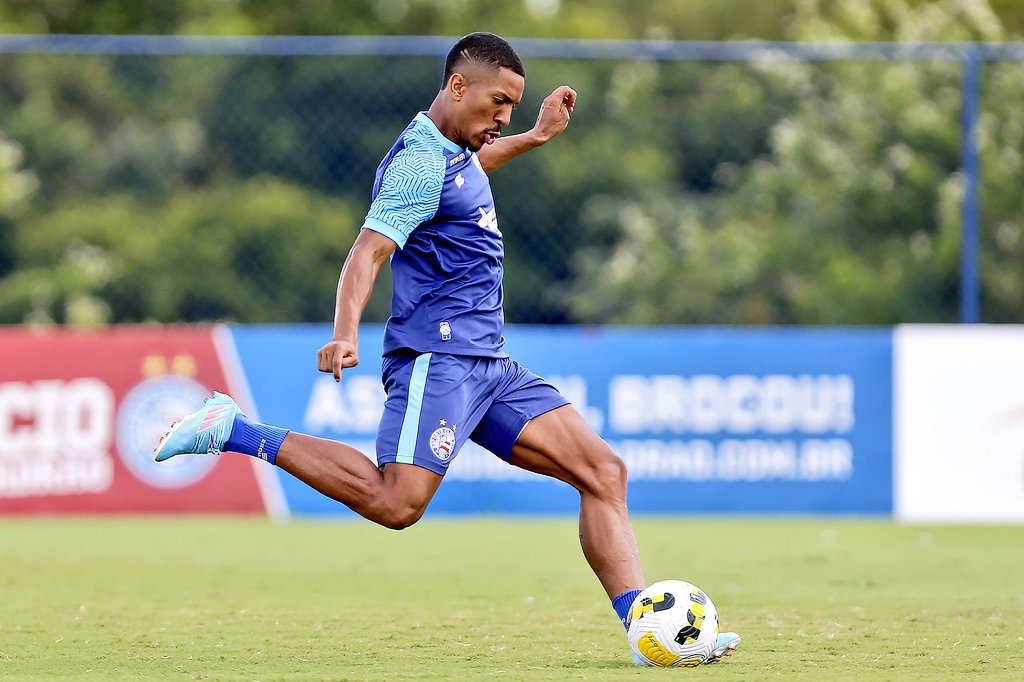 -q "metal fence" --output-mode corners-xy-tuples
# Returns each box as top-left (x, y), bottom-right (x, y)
(1, 35), (1022, 326)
